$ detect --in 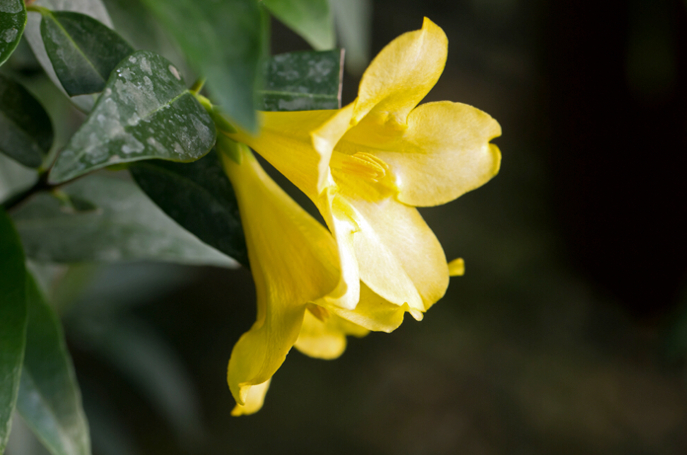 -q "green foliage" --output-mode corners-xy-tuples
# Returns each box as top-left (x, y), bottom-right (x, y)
(259, 49), (343, 111)
(0, 74), (54, 169)
(140, 0), (264, 133)
(0, 0), (26, 66)
(130, 150), (248, 267)
(39, 10), (133, 96)
(49, 50), (216, 184)
(0, 209), (27, 454)
(23, 0), (114, 112)
(262, 0), (334, 51)
(12, 175), (237, 267)
(17, 274), (90, 455)
(0, 0), (352, 451)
